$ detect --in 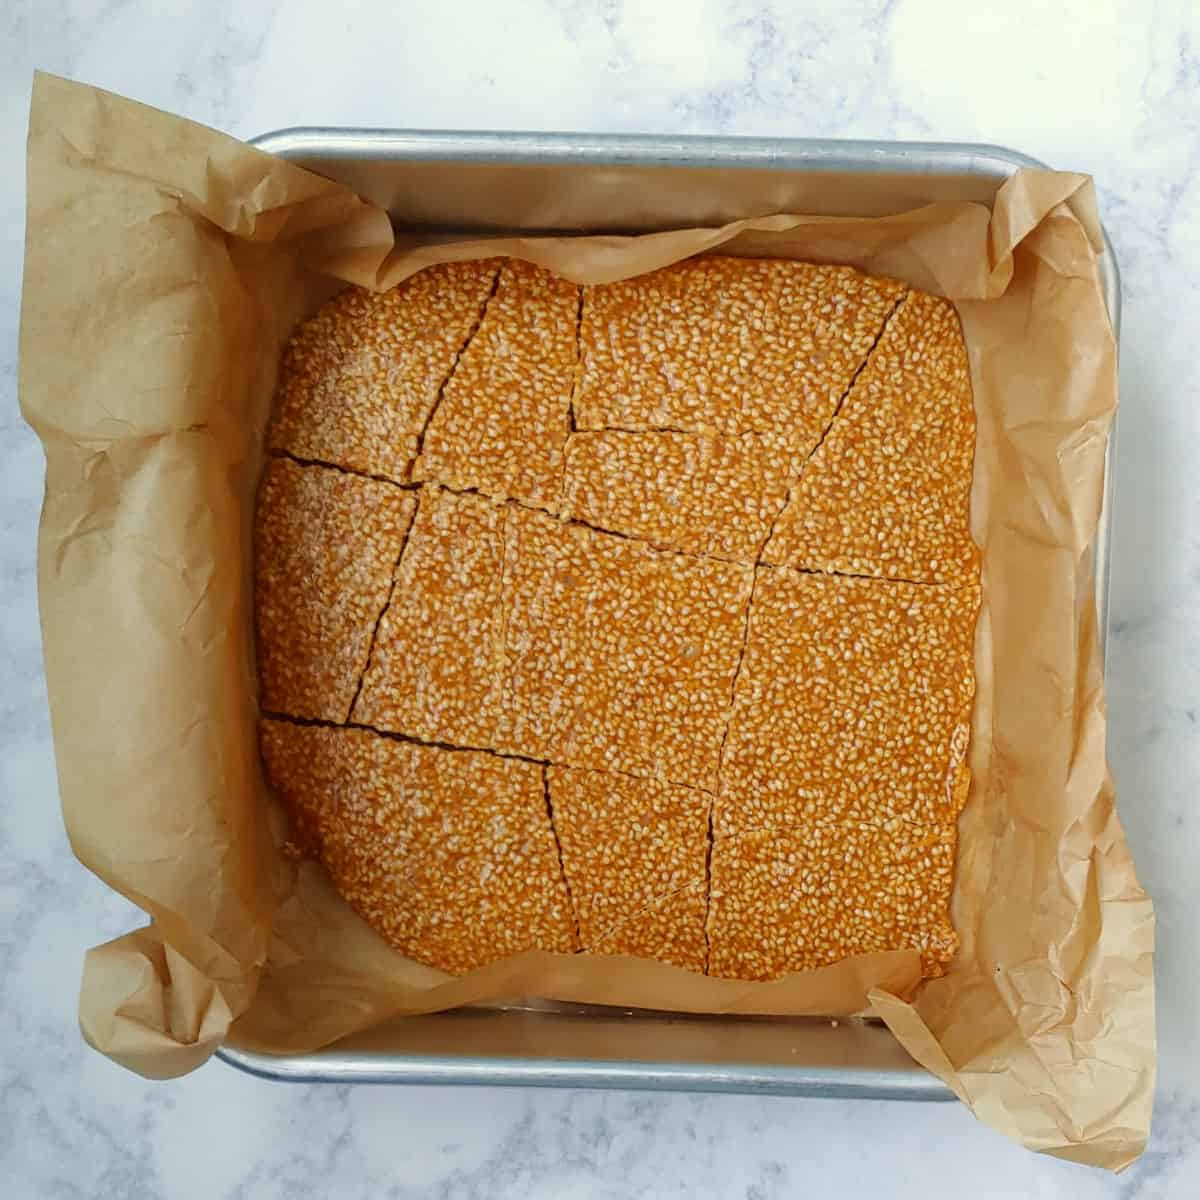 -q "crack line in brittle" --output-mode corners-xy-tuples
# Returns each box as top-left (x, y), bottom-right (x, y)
(344, 491), (421, 722)
(585, 877), (706, 950)
(266, 457), (962, 587)
(425, 479), (752, 566)
(556, 285), (586, 516)
(560, 512), (738, 562)
(769, 562), (968, 590)
(542, 766), (582, 948)
(262, 709), (550, 767)
(268, 453), (964, 590)
(260, 710), (715, 796)
(703, 523), (774, 971)
(268, 448), (419, 490)
(792, 288), (911, 488)
(410, 263), (504, 471)
(580, 425), (780, 438)
(577, 762), (713, 796)
(712, 811), (954, 847)
(265, 455), (964, 587)
(493, 501), (514, 716)
(568, 285), (584, 436)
